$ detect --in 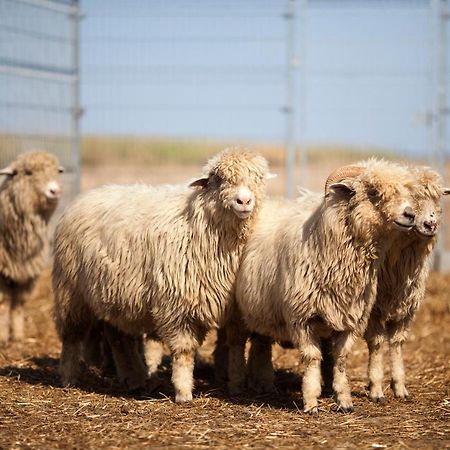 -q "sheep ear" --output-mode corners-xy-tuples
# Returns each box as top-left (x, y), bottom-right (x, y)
(443, 187), (450, 196)
(266, 172), (277, 180)
(0, 166), (16, 177)
(189, 177), (209, 189)
(58, 166), (65, 173)
(327, 181), (356, 196)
